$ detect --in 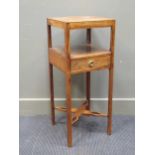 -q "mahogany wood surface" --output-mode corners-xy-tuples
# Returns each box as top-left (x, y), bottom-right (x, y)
(86, 29), (91, 110)
(47, 16), (115, 147)
(47, 16), (115, 29)
(47, 25), (55, 125)
(55, 105), (108, 117)
(48, 46), (111, 74)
